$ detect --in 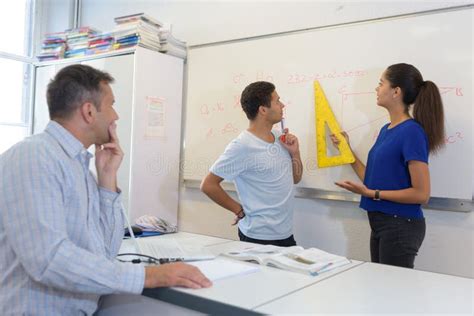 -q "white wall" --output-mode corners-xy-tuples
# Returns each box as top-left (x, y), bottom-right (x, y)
(79, 0), (473, 46)
(46, 0), (473, 278)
